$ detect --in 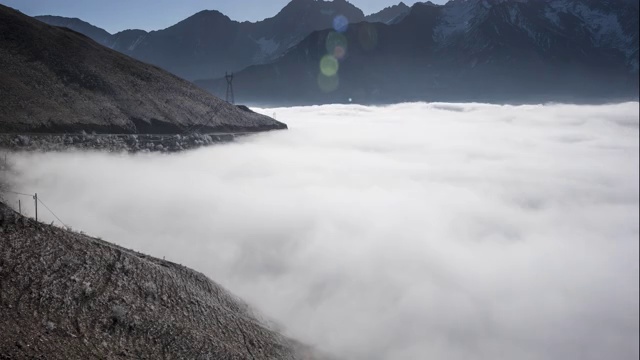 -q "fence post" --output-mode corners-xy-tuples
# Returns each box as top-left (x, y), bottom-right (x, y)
(18, 199), (21, 215)
(34, 193), (38, 222)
